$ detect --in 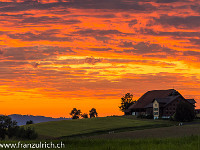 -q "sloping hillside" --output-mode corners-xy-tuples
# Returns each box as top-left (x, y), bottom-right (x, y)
(29, 116), (173, 138)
